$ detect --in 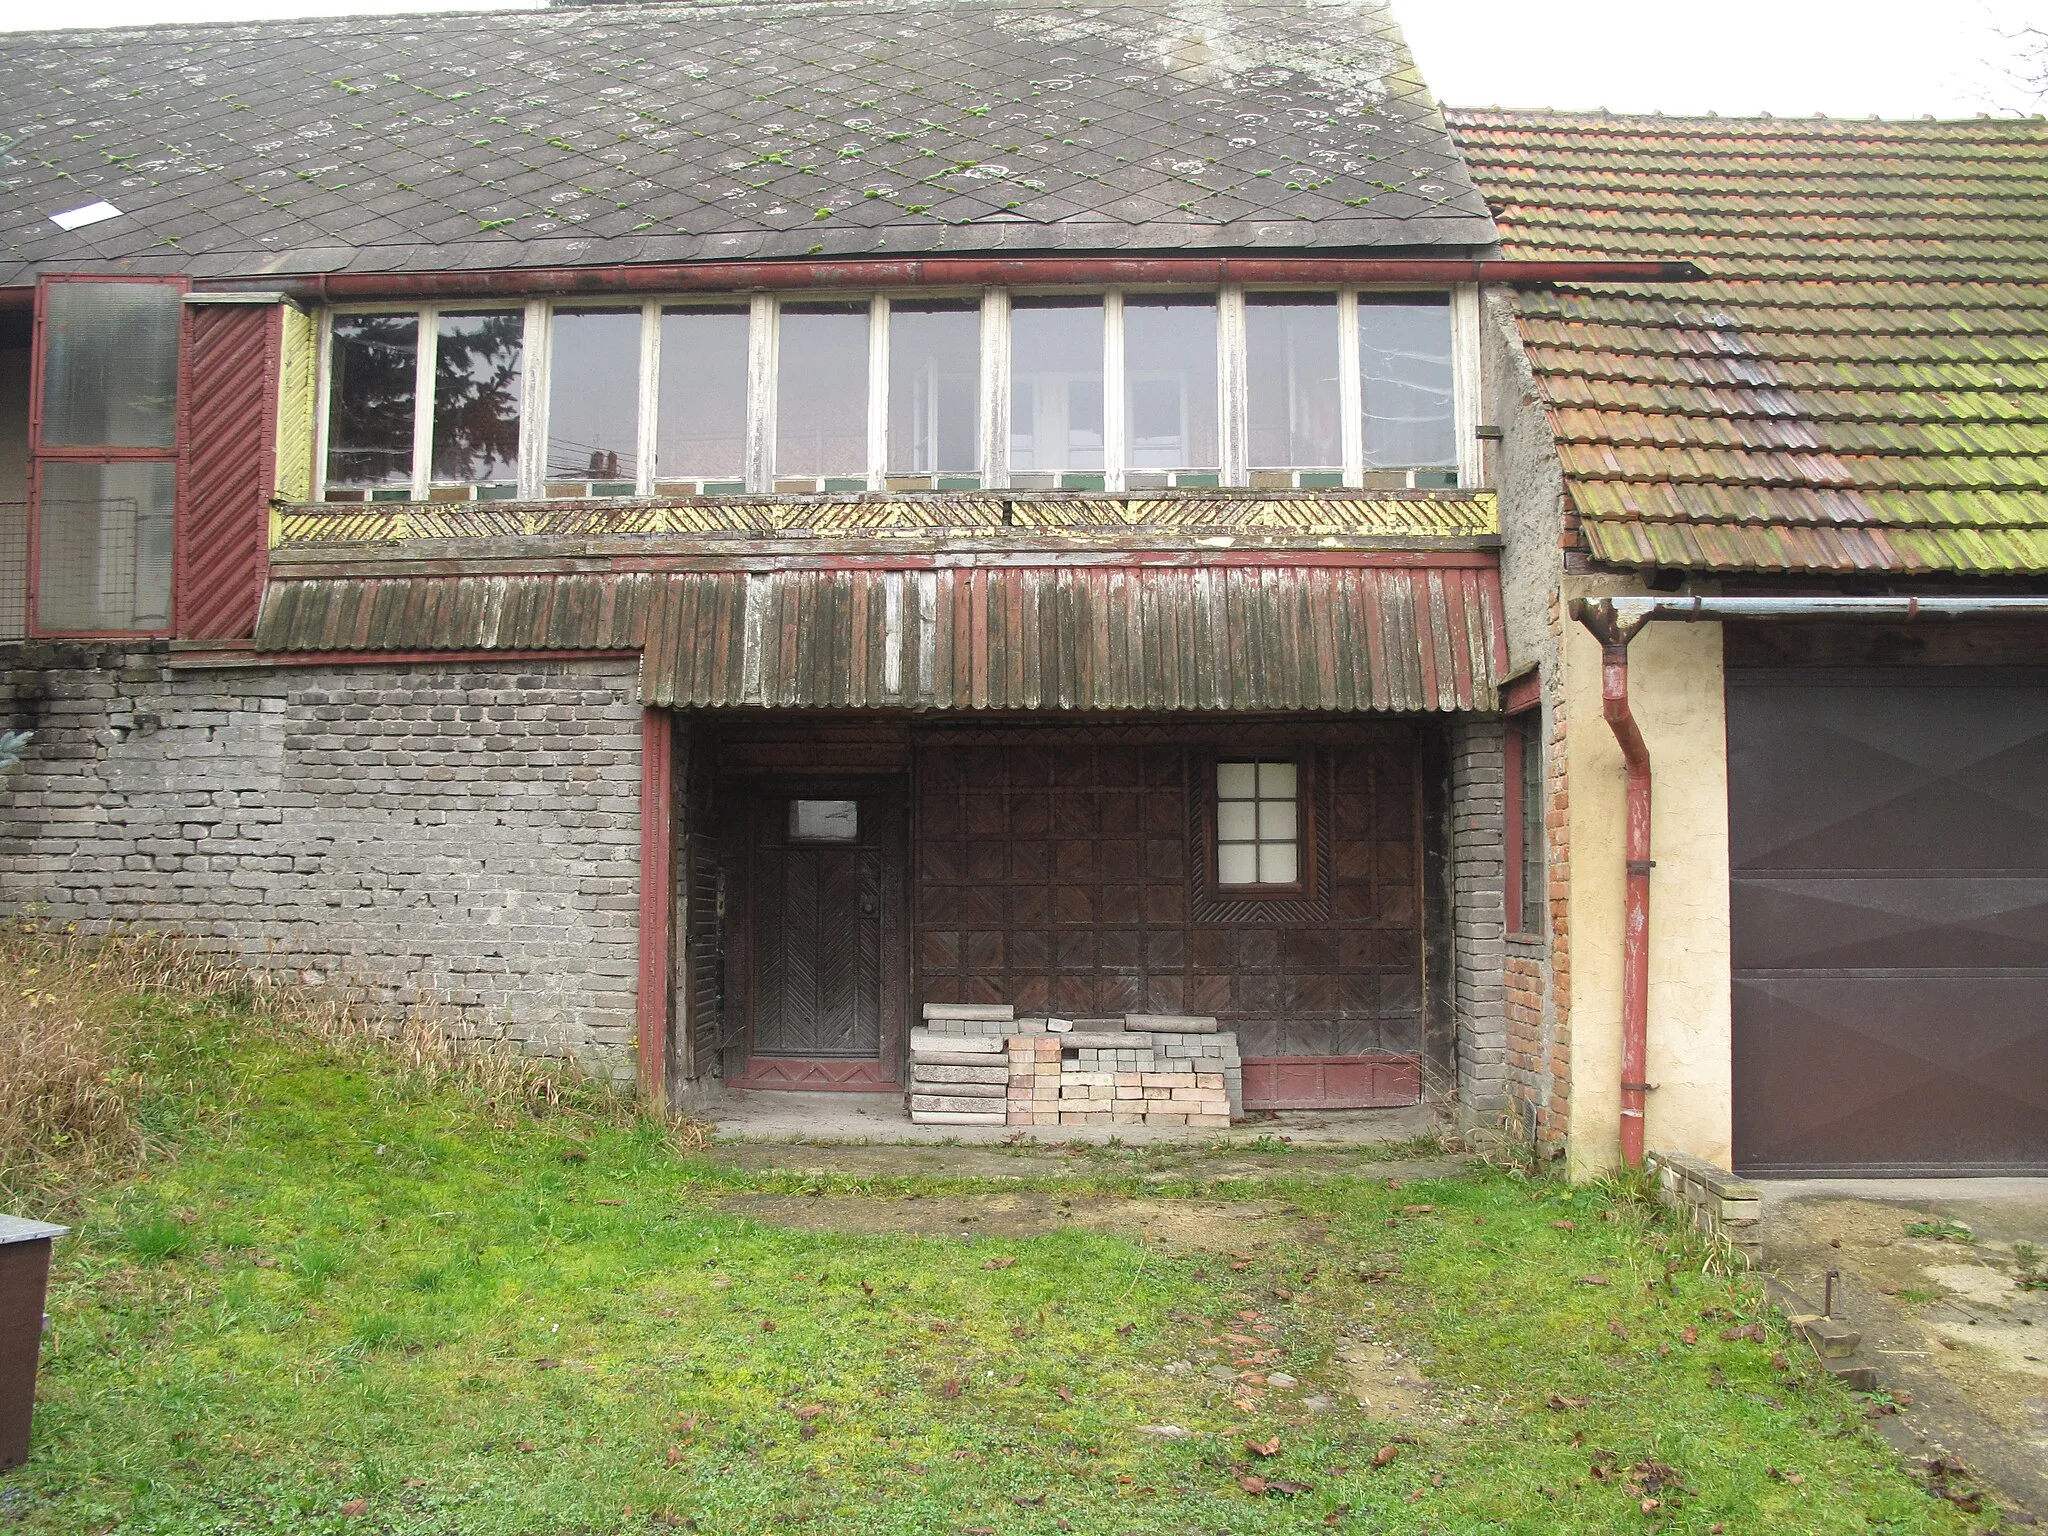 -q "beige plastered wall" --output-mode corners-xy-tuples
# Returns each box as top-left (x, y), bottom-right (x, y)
(1562, 572), (1732, 1178)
